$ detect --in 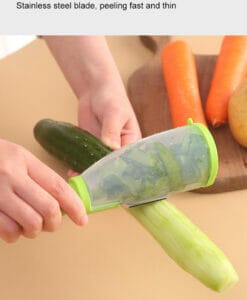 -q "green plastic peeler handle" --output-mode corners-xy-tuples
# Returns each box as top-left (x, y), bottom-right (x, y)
(69, 176), (120, 214)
